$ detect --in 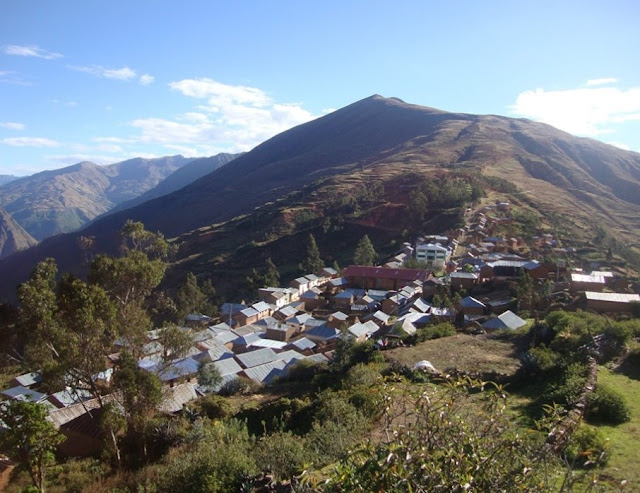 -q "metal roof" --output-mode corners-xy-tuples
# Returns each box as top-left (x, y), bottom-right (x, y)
(584, 292), (640, 303)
